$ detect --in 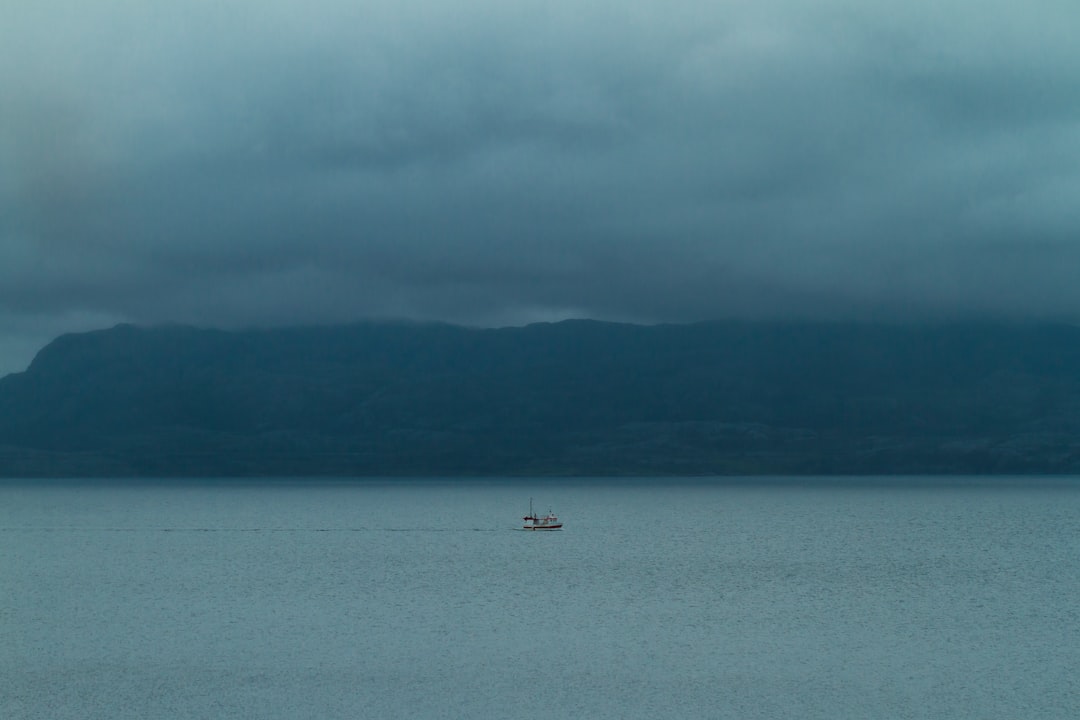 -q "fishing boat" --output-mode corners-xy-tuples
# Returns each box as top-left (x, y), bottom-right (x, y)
(523, 499), (562, 530)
